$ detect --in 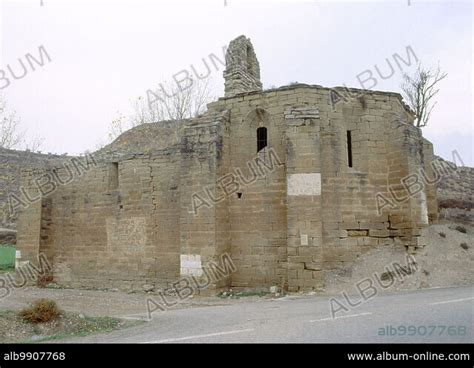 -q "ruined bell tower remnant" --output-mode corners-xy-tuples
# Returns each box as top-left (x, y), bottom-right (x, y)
(224, 35), (262, 97)
(17, 35), (438, 294)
